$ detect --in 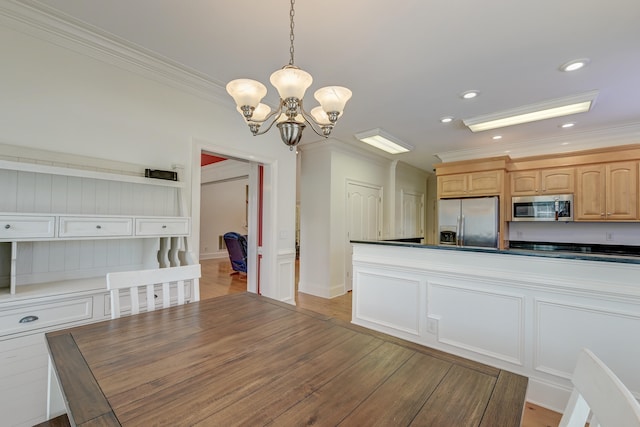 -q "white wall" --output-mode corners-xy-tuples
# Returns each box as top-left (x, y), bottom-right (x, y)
(0, 13), (297, 301)
(200, 177), (248, 259)
(394, 161), (430, 239)
(299, 140), (430, 298)
(200, 160), (250, 259)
